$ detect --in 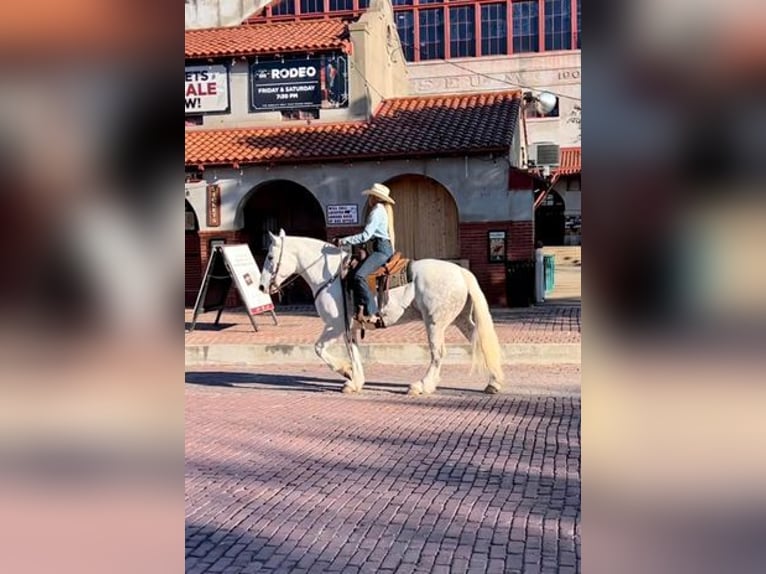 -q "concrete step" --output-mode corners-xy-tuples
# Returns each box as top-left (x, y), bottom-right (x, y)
(186, 342), (581, 366)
